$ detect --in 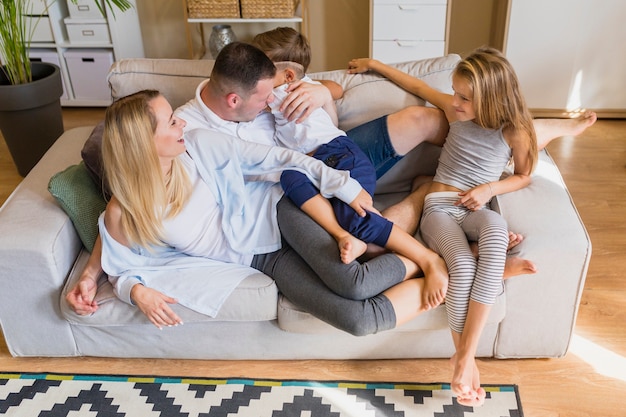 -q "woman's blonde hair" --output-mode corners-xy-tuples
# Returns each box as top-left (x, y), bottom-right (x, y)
(455, 47), (538, 172)
(102, 90), (190, 249)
